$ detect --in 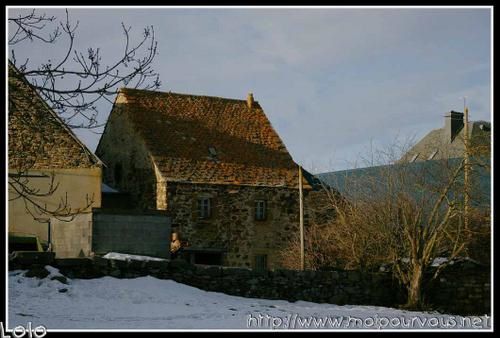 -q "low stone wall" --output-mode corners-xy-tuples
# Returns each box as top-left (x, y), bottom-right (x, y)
(13, 257), (490, 316)
(424, 262), (491, 316)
